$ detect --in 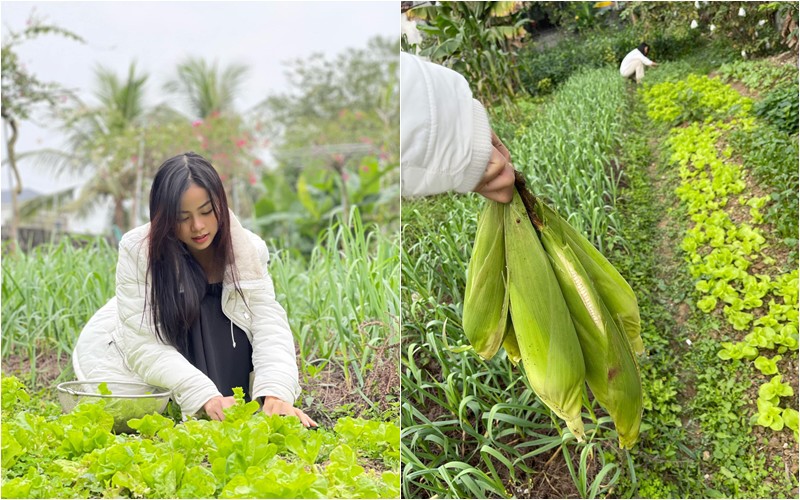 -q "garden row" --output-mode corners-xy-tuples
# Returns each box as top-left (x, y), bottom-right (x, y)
(615, 57), (798, 497)
(641, 71), (798, 439)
